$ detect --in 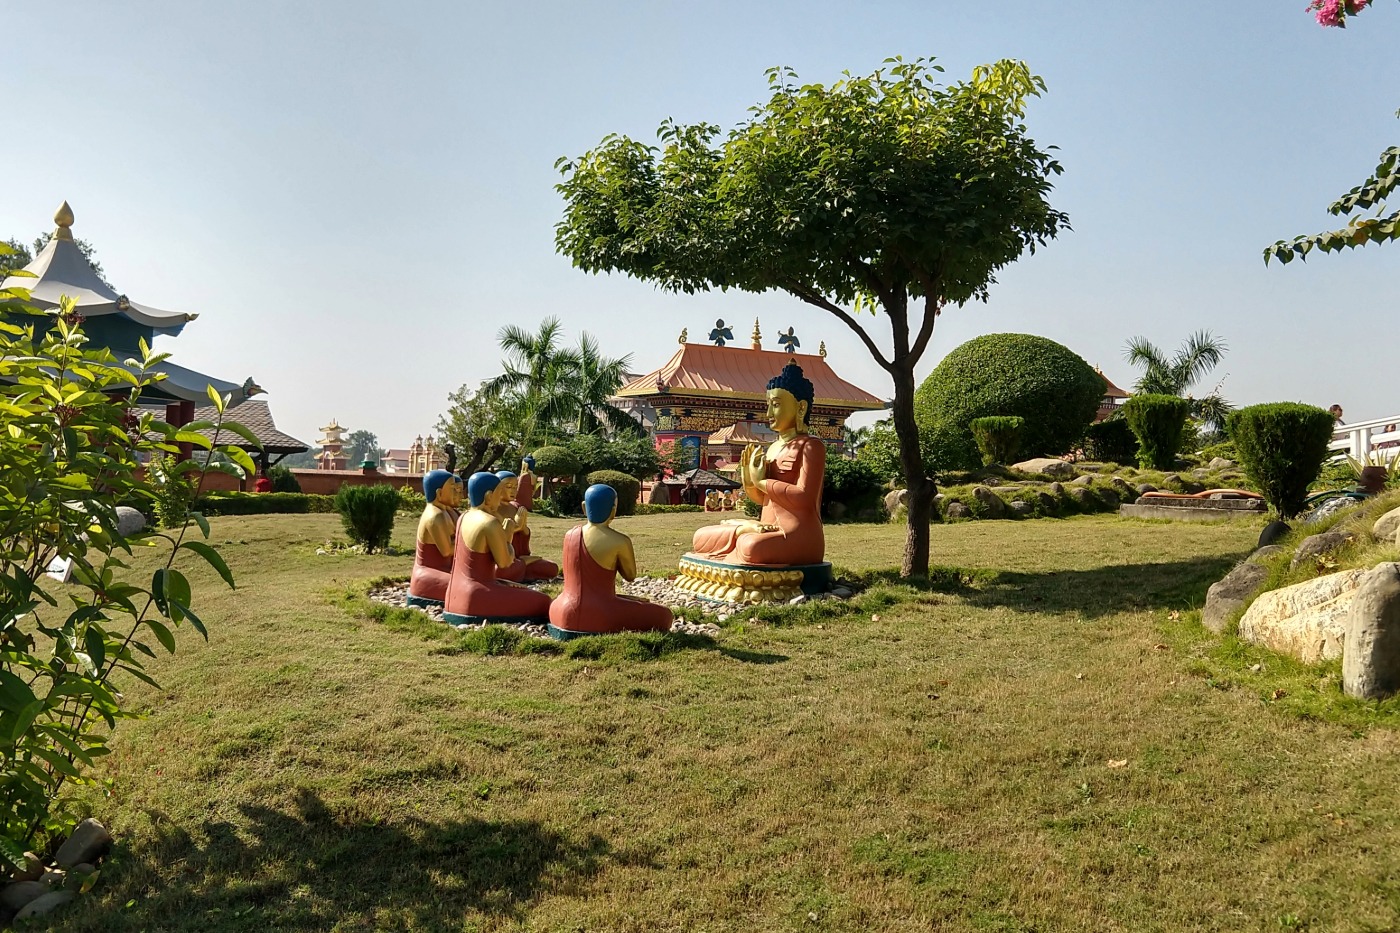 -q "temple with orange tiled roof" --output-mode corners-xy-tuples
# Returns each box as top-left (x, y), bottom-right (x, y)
(613, 319), (885, 470)
(1095, 368), (1132, 422)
